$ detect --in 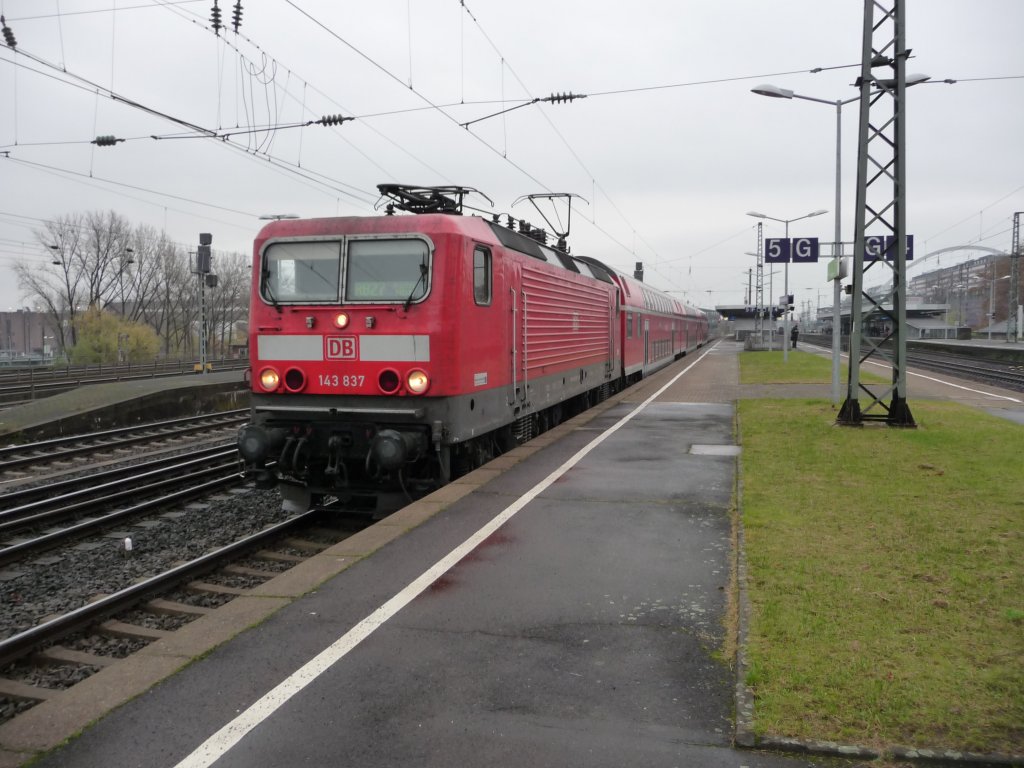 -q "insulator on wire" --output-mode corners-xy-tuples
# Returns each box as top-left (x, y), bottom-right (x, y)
(1, 16), (16, 49)
(317, 114), (353, 126)
(232, 1), (243, 32)
(543, 92), (587, 104)
(92, 135), (124, 146)
(210, 0), (222, 35)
